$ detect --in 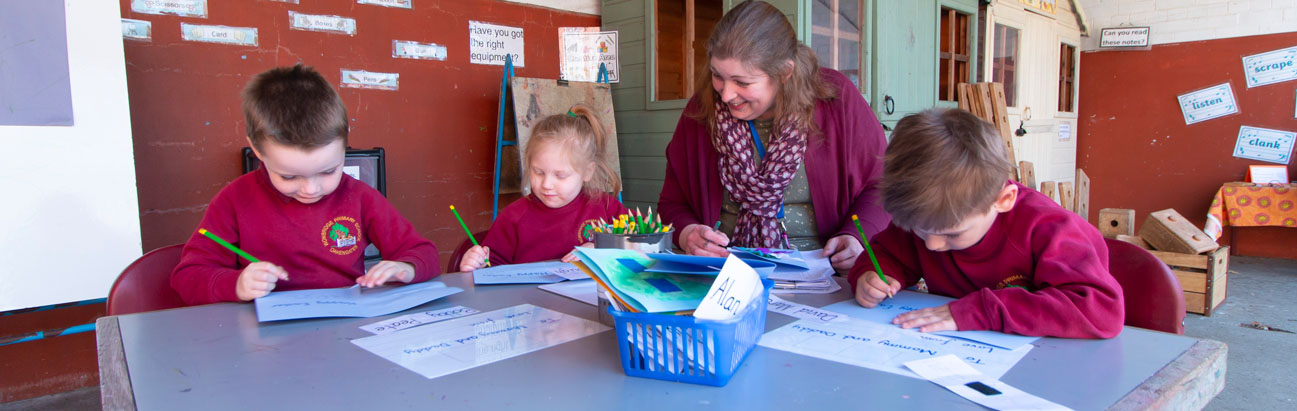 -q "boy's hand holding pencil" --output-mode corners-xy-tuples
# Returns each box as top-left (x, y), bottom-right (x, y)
(235, 262), (290, 301)
(853, 272), (902, 308)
